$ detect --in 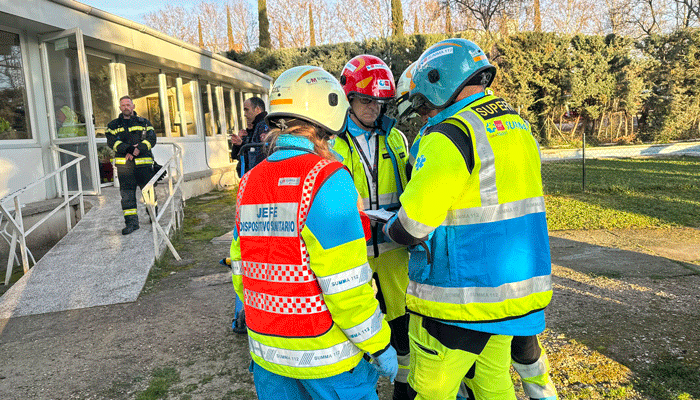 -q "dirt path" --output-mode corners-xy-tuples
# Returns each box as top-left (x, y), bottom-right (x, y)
(0, 190), (698, 400)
